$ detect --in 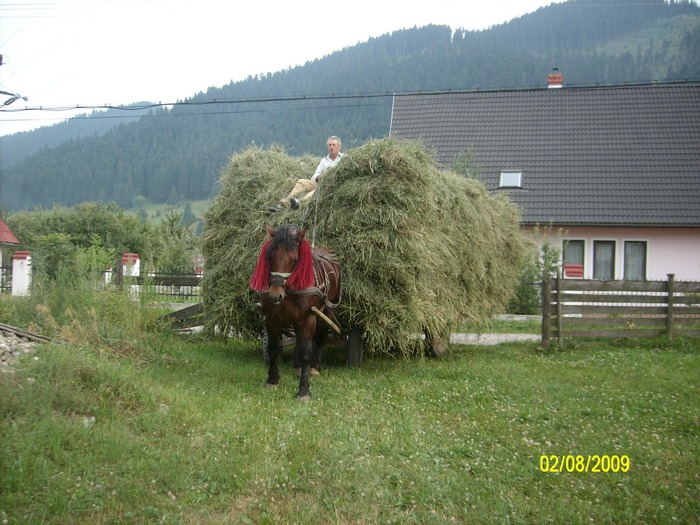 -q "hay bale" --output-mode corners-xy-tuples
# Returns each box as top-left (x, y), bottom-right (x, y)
(200, 145), (317, 337)
(202, 138), (528, 356)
